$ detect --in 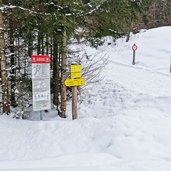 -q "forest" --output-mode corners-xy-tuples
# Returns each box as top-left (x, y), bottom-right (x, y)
(0, 0), (170, 118)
